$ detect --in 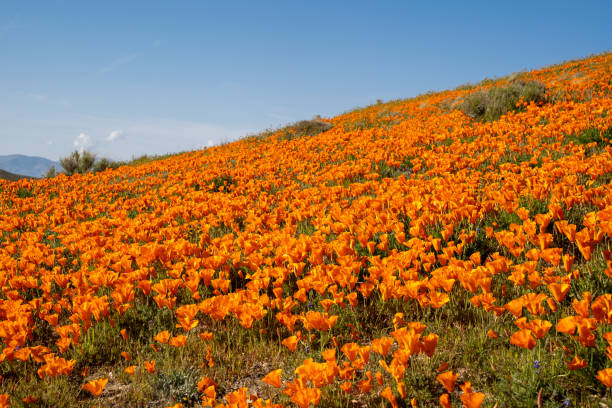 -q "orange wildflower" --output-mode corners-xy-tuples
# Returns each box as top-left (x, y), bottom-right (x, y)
(154, 330), (171, 344)
(262, 369), (282, 388)
(82, 378), (108, 397)
(510, 329), (536, 350)
(597, 368), (612, 387)
(440, 393), (452, 408)
(281, 335), (299, 352)
(566, 355), (588, 370)
(437, 370), (458, 393)
(144, 360), (156, 373)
